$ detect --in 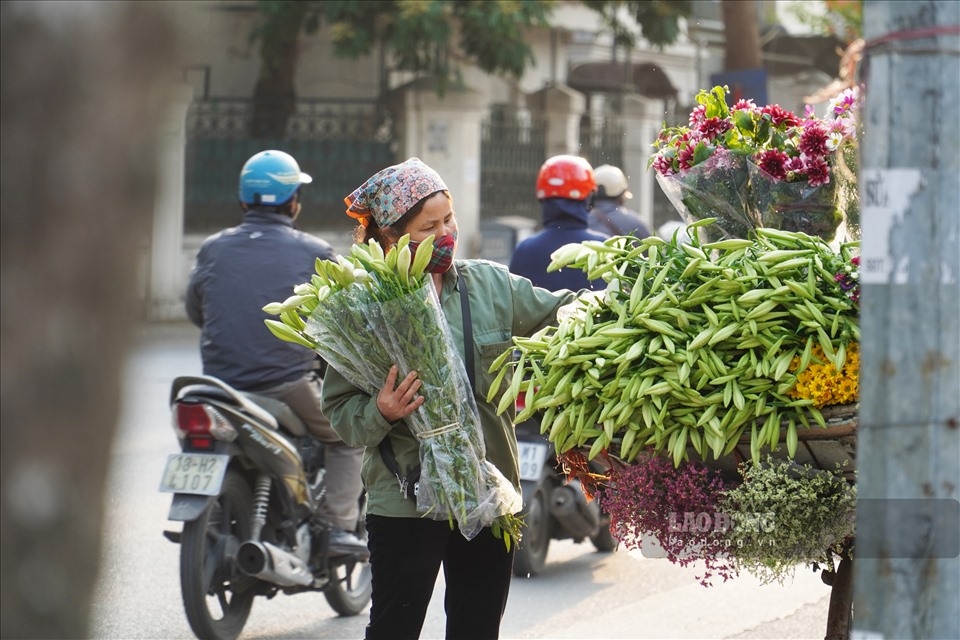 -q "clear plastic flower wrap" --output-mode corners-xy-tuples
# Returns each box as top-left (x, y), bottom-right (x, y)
(747, 160), (844, 243)
(654, 151), (753, 244)
(303, 279), (522, 541)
